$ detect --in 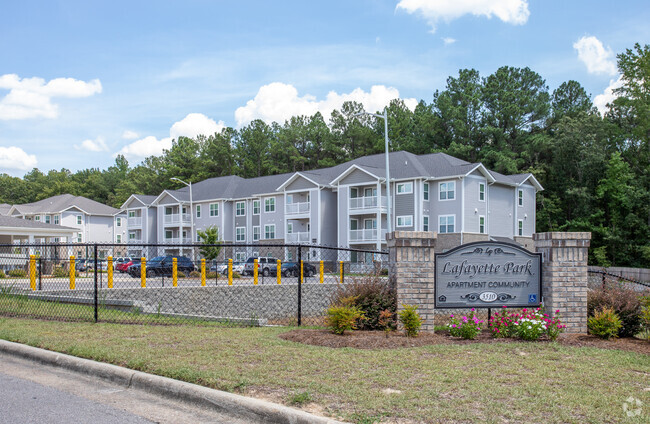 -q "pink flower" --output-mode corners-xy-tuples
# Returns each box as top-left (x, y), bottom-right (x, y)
(450, 314), (454, 318)
(556, 310), (560, 314)
(471, 308), (475, 312)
